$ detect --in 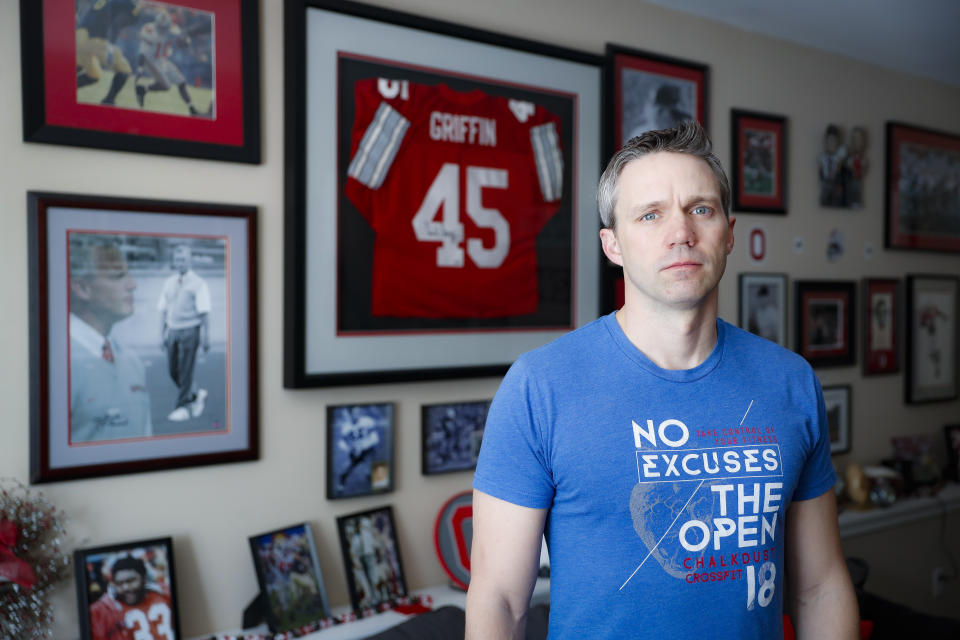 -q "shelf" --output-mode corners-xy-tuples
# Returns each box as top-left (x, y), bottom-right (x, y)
(838, 482), (960, 539)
